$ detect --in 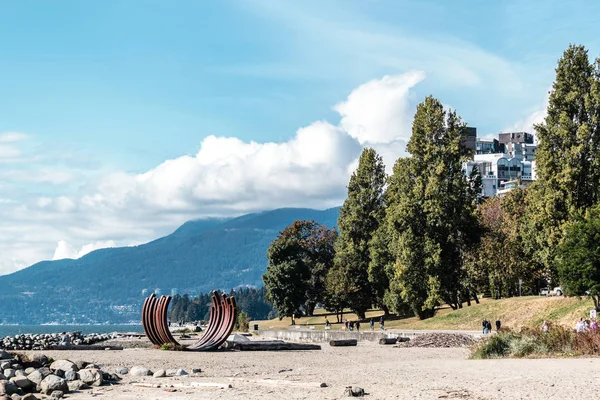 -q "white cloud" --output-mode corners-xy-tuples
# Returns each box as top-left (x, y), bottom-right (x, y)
(0, 132), (28, 143)
(507, 88), (550, 136)
(52, 240), (117, 261)
(0, 72), (423, 275)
